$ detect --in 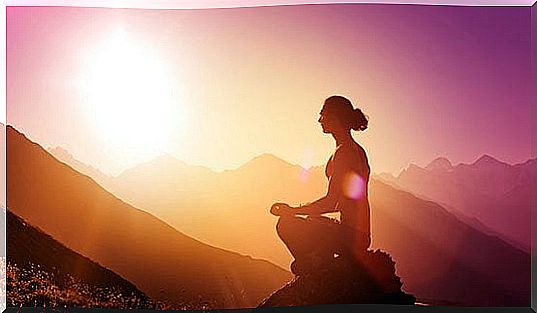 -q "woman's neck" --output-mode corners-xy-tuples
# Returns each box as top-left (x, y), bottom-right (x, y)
(332, 131), (353, 147)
